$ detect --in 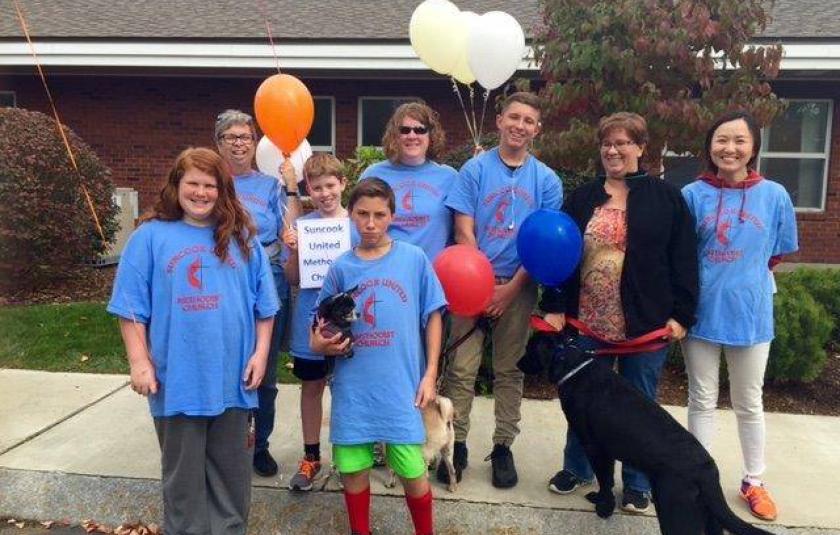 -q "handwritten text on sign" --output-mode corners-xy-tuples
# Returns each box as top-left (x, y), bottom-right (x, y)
(297, 217), (352, 289)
